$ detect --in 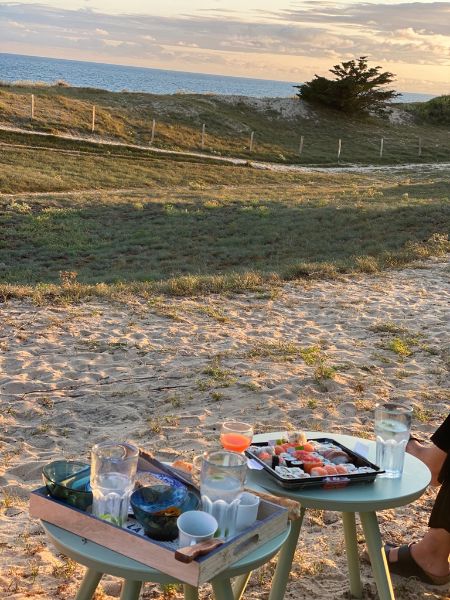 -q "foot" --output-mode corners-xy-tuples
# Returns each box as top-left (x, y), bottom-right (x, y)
(386, 543), (450, 582)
